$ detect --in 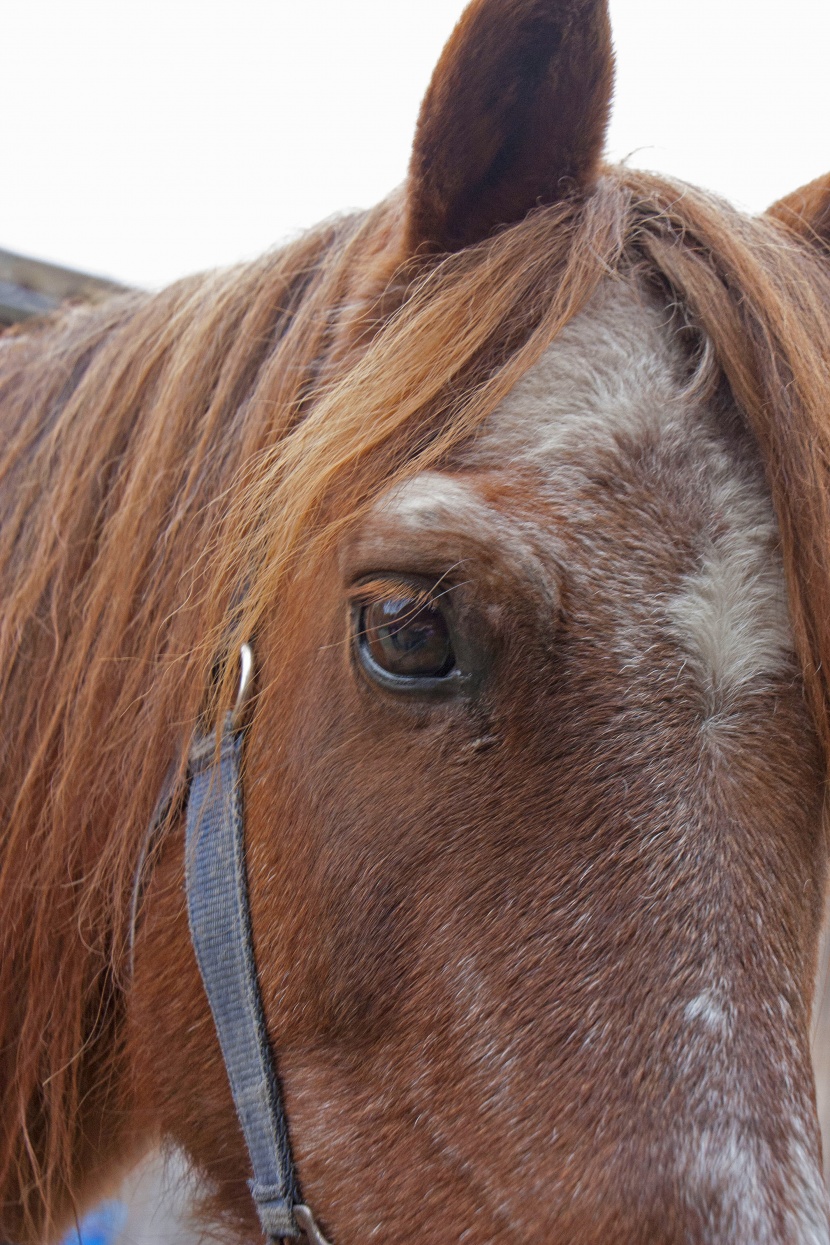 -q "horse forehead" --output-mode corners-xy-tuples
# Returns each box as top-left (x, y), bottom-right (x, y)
(386, 280), (704, 516)
(375, 278), (794, 698)
(386, 279), (755, 527)
(471, 277), (690, 467)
